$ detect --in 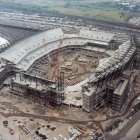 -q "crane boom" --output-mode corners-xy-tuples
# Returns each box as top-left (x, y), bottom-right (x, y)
(51, 36), (67, 80)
